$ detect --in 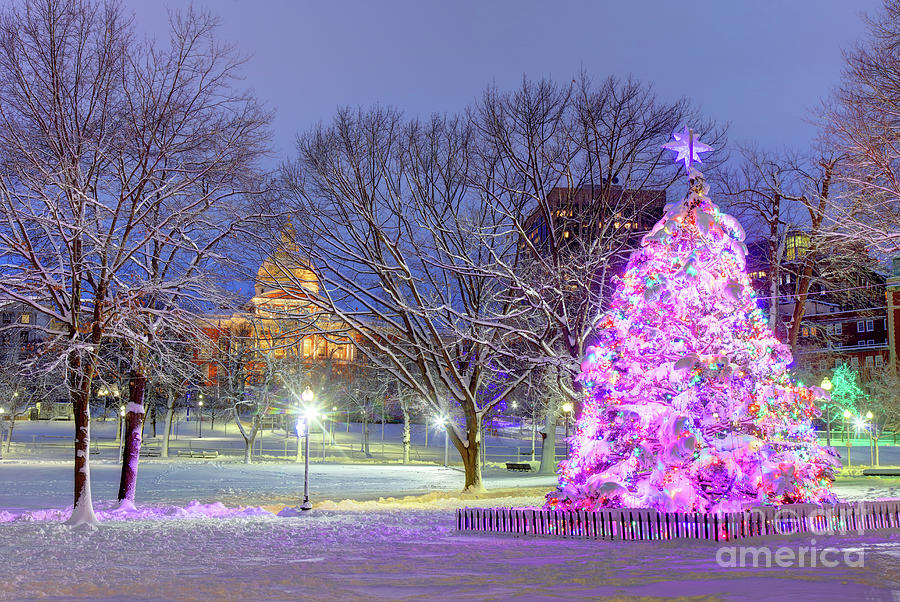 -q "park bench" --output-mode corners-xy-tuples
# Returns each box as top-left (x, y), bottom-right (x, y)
(176, 449), (219, 459)
(506, 462), (532, 472)
(139, 447), (161, 458)
(862, 468), (900, 476)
